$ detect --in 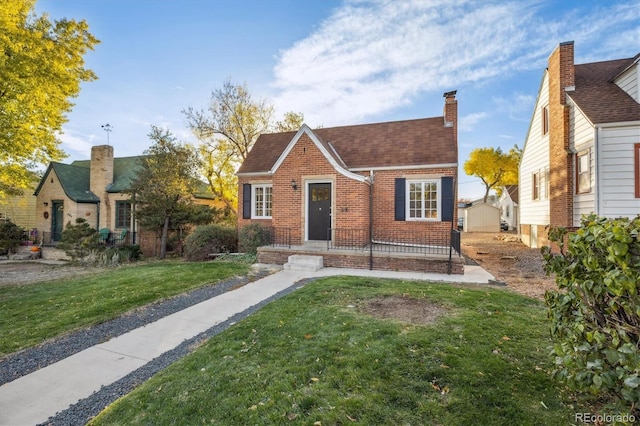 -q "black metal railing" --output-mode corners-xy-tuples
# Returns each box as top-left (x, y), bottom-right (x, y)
(327, 228), (461, 256)
(265, 227), (291, 248)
